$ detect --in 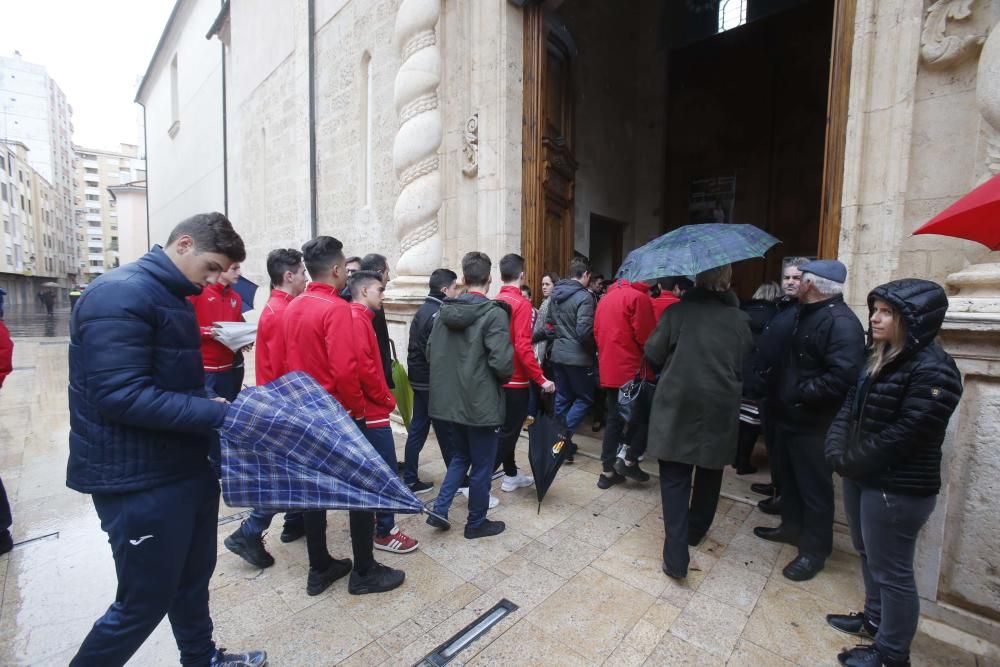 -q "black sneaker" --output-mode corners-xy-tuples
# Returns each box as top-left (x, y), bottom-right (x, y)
(224, 528), (275, 569)
(464, 519), (506, 539)
(0, 530), (12, 556)
(597, 472), (625, 489)
(348, 562), (405, 595)
(838, 644), (910, 667)
(750, 482), (775, 496)
(661, 561), (686, 580)
(613, 458), (650, 482)
(757, 495), (782, 515)
(565, 440), (578, 464)
(210, 648), (267, 666)
(279, 522), (305, 543)
(306, 557), (353, 596)
(426, 513), (450, 530)
(408, 480), (434, 494)
(827, 611), (877, 639)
